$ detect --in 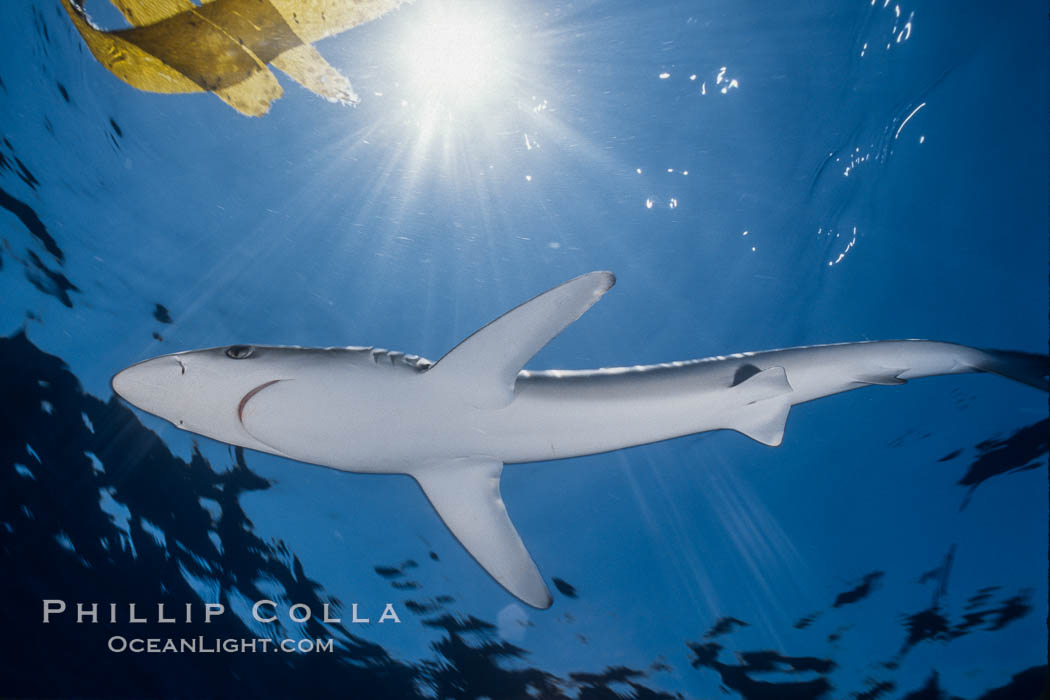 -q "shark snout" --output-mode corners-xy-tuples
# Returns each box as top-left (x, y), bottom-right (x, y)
(112, 356), (187, 420)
